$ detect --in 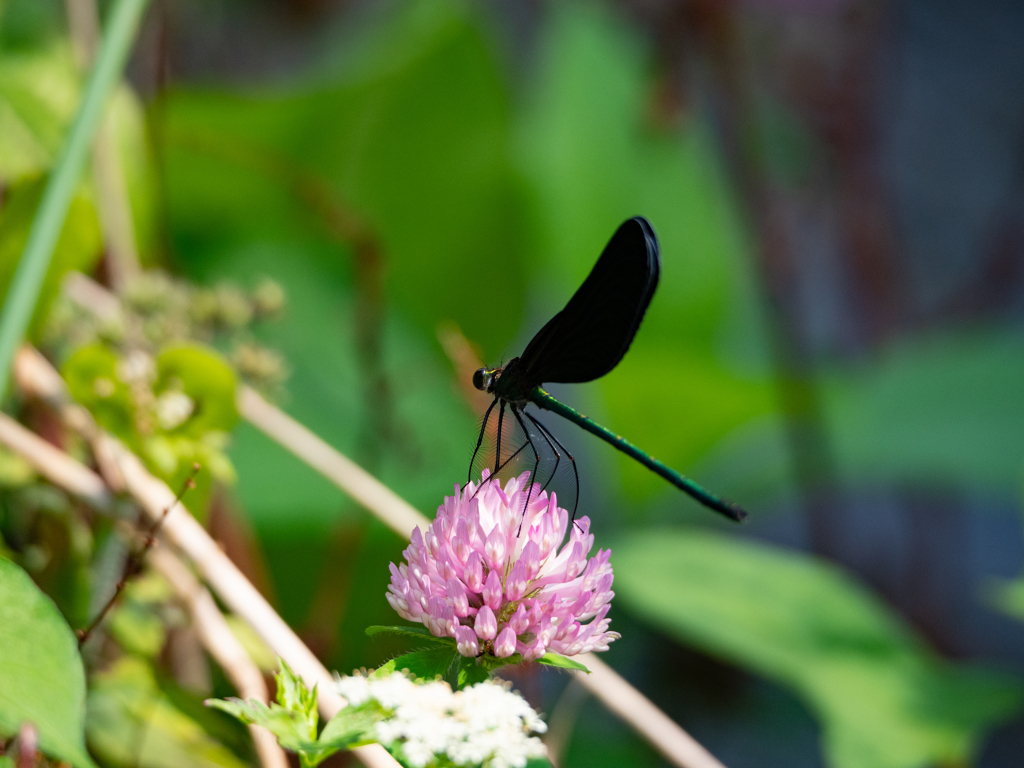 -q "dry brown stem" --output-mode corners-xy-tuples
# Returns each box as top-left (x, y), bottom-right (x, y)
(11, 347), (401, 768)
(150, 547), (289, 768)
(64, 0), (141, 287)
